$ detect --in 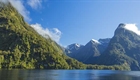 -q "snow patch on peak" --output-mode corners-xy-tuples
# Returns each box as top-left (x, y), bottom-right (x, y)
(75, 43), (80, 47)
(67, 43), (81, 50)
(91, 39), (100, 44)
(123, 24), (140, 35)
